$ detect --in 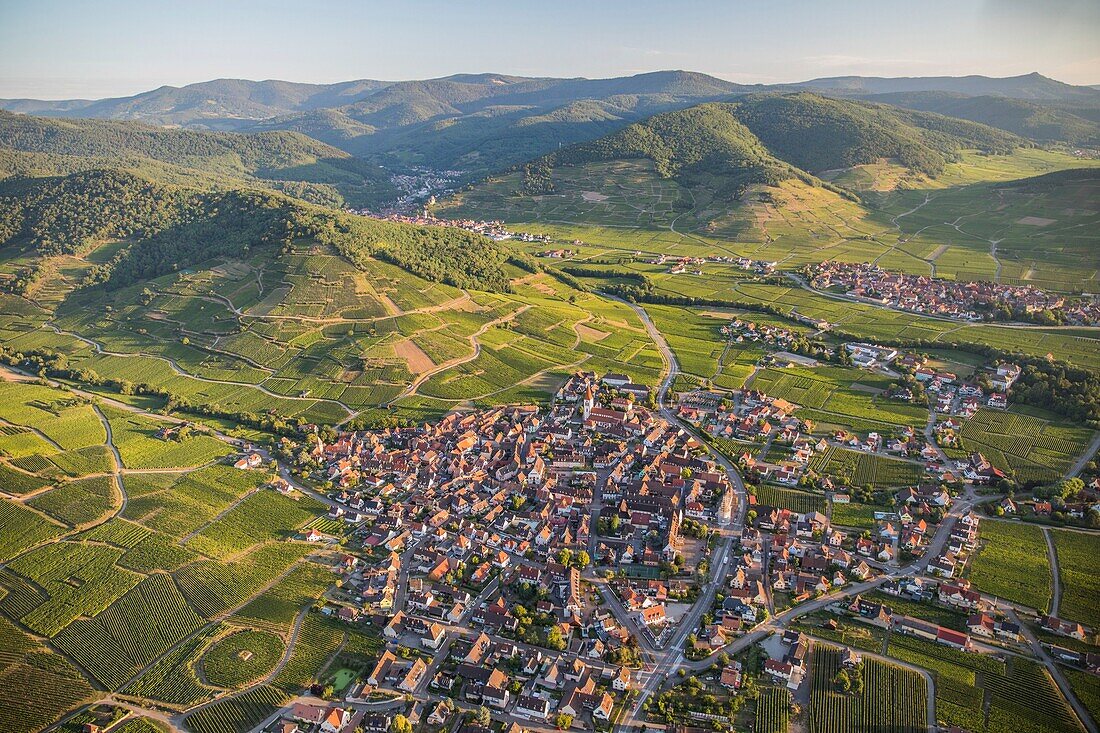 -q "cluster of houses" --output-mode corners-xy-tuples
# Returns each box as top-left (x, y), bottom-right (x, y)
(720, 318), (807, 353)
(292, 372), (742, 728)
(354, 208), (550, 244)
(648, 254), (776, 275)
(919, 362), (1020, 415)
(809, 261), (1097, 324)
(924, 510), (981, 578)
